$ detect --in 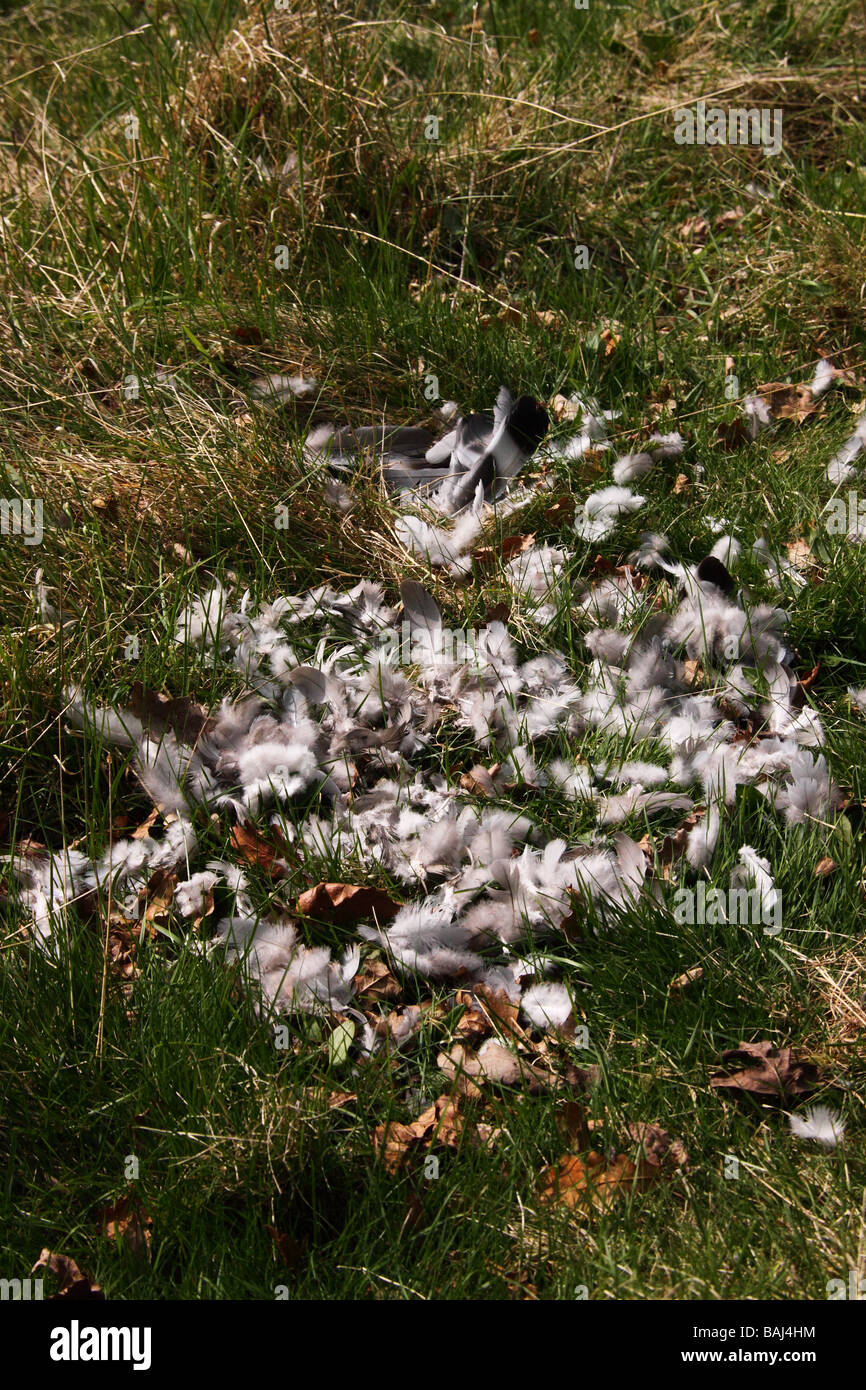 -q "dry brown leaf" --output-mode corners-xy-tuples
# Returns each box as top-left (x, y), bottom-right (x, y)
(297, 881), (400, 926)
(563, 1061), (602, 1092)
(31, 1249), (104, 1300)
(715, 206), (745, 231)
(682, 658), (707, 687)
(541, 1116), (686, 1211)
(556, 1100), (591, 1149)
(266, 1226), (302, 1267)
(353, 957), (402, 1001)
(373, 1091), (492, 1173)
(490, 1262), (540, 1299)
(557, 889), (585, 941)
(104, 919), (147, 1000)
(454, 993), (495, 1043)
(544, 496), (576, 524)
(484, 601), (510, 624)
(373, 1119), (423, 1173)
(472, 532), (536, 568)
(669, 965), (704, 996)
(137, 866), (177, 925)
(710, 1041), (821, 1102)
(640, 812), (701, 882)
(797, 662), (821, 691)
(539, 1150), (658, 1210)
(786, 538), (815, 571)
(327, 1090), (357, 1109)
(365, 1004), (425, 1049)
(12, 837), (46, 858)
(130, 807), (162, 840)
(716, 418), (750, 451)
(474, 983), (521, 1031)
(95, 1192), (153, 1259)
(453, 984), (521, 1045)
(551, 393), (581, 422)
(230, 823), (290, 878)
(626, 1121), (689, 1170)
(459, 764), (499, 798)
(480, 306), (524, 330)
(756, 382), (817, 423)
(680, 215), (709, 243)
